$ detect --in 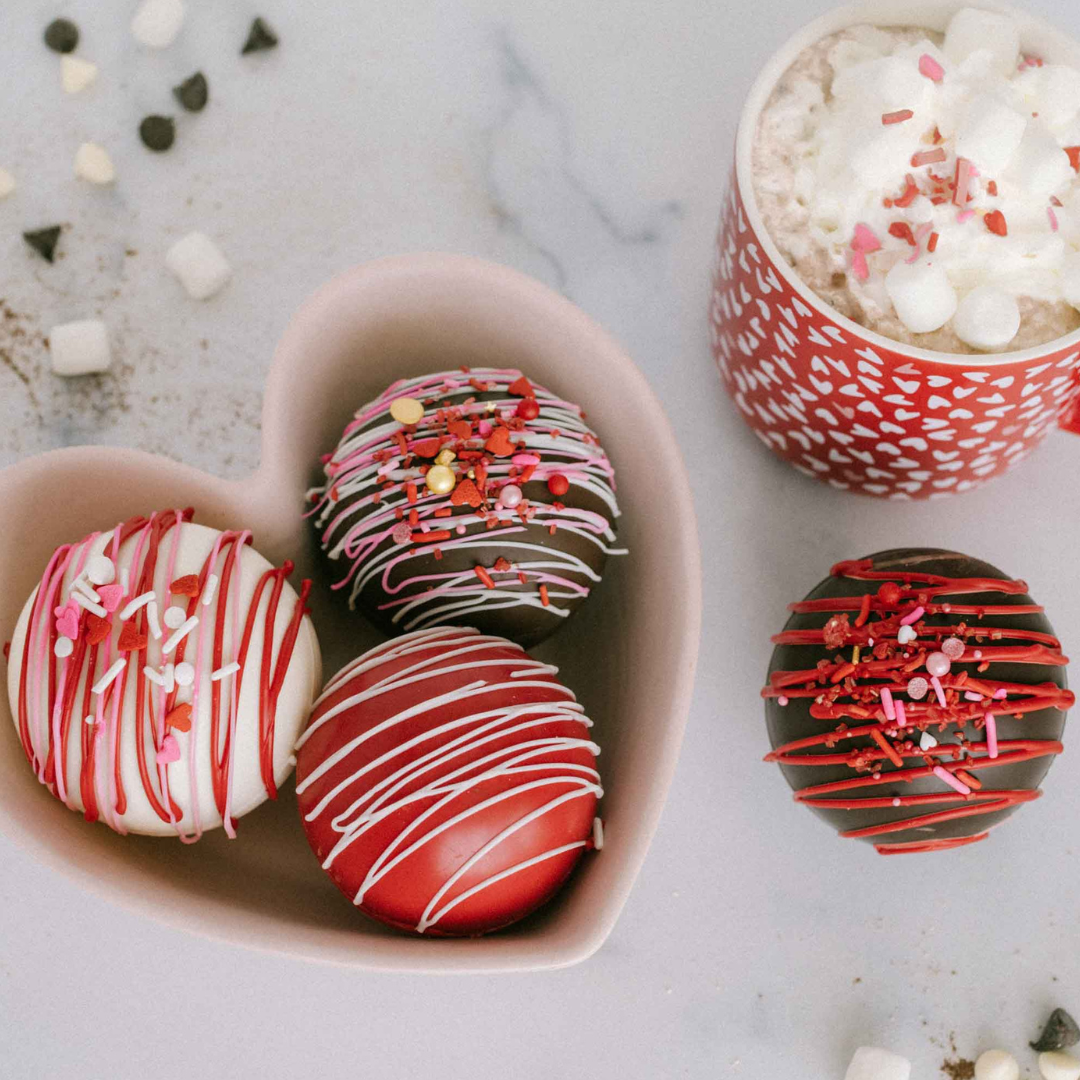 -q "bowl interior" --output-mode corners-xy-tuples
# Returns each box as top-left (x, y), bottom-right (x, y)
(0, 254), (701, 972)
